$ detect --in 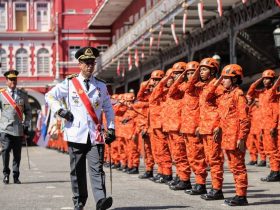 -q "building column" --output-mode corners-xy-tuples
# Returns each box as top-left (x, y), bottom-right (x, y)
(7, 0), (13, 31)
(30, 43), (35, 76)
(8, 44), (13, 70)
(29, 0), (35, 31)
